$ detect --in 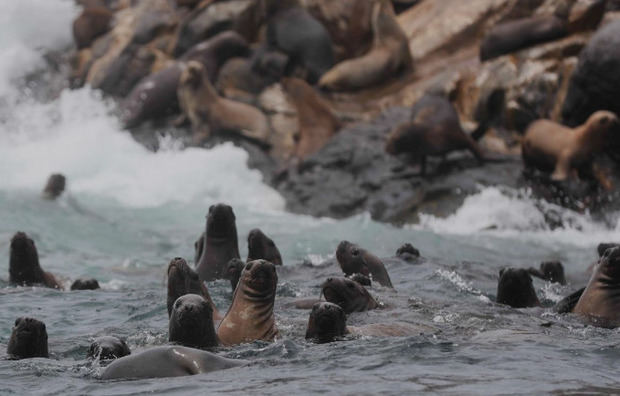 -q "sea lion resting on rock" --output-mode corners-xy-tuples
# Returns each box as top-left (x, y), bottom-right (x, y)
(7, 317), (49, 360)
(167, 257), (221, 320)
(522, 111), (619, 188)
(9, 232), (62, 289)
(42, 173), (66, 200)
(336, 241), (393, 288)
(496, 268), (540, 308)
(321, 277), (379, 314)
(318, 0), (412, 91)
(88, 336), (130, 361)
(101, 346), (247, 380)
(247, 228), (283, 266)
(217, 260), (279, 346)
(178, 61), (270, 145)
(169, 294), (219, 349)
